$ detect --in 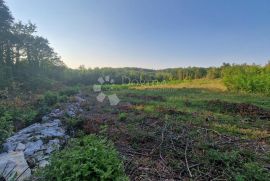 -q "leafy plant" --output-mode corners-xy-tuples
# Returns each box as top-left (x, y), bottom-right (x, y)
(38, 135), (128, 181)
(44, 91), (58, 106)
(59, 86), (79, 97)
(0, 112), (13, 149)
(118, 112), (127, 121)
